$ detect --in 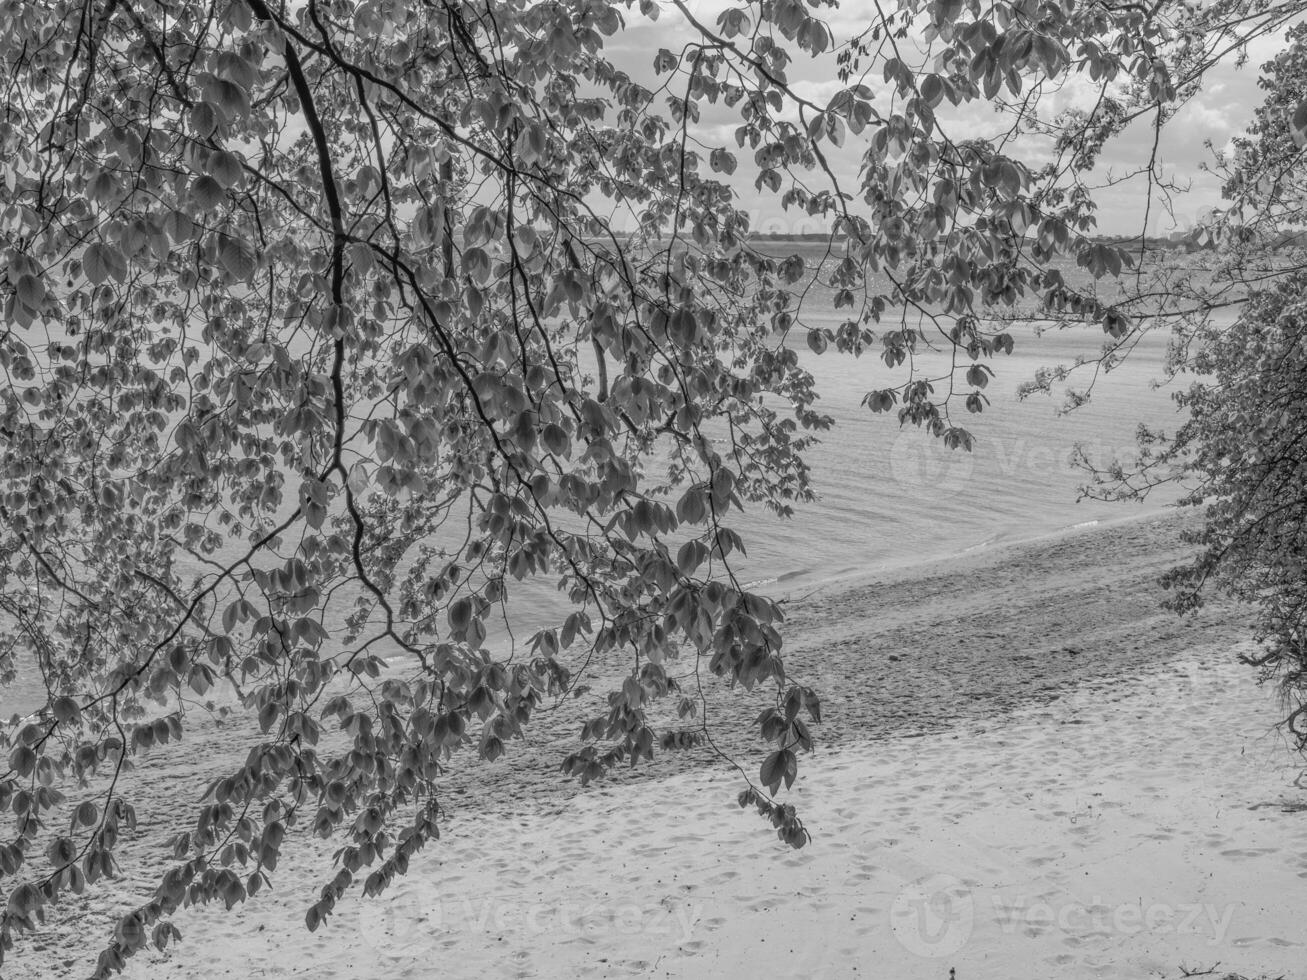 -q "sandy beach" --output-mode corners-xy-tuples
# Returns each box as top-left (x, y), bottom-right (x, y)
(9, 513), (1306, 980)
